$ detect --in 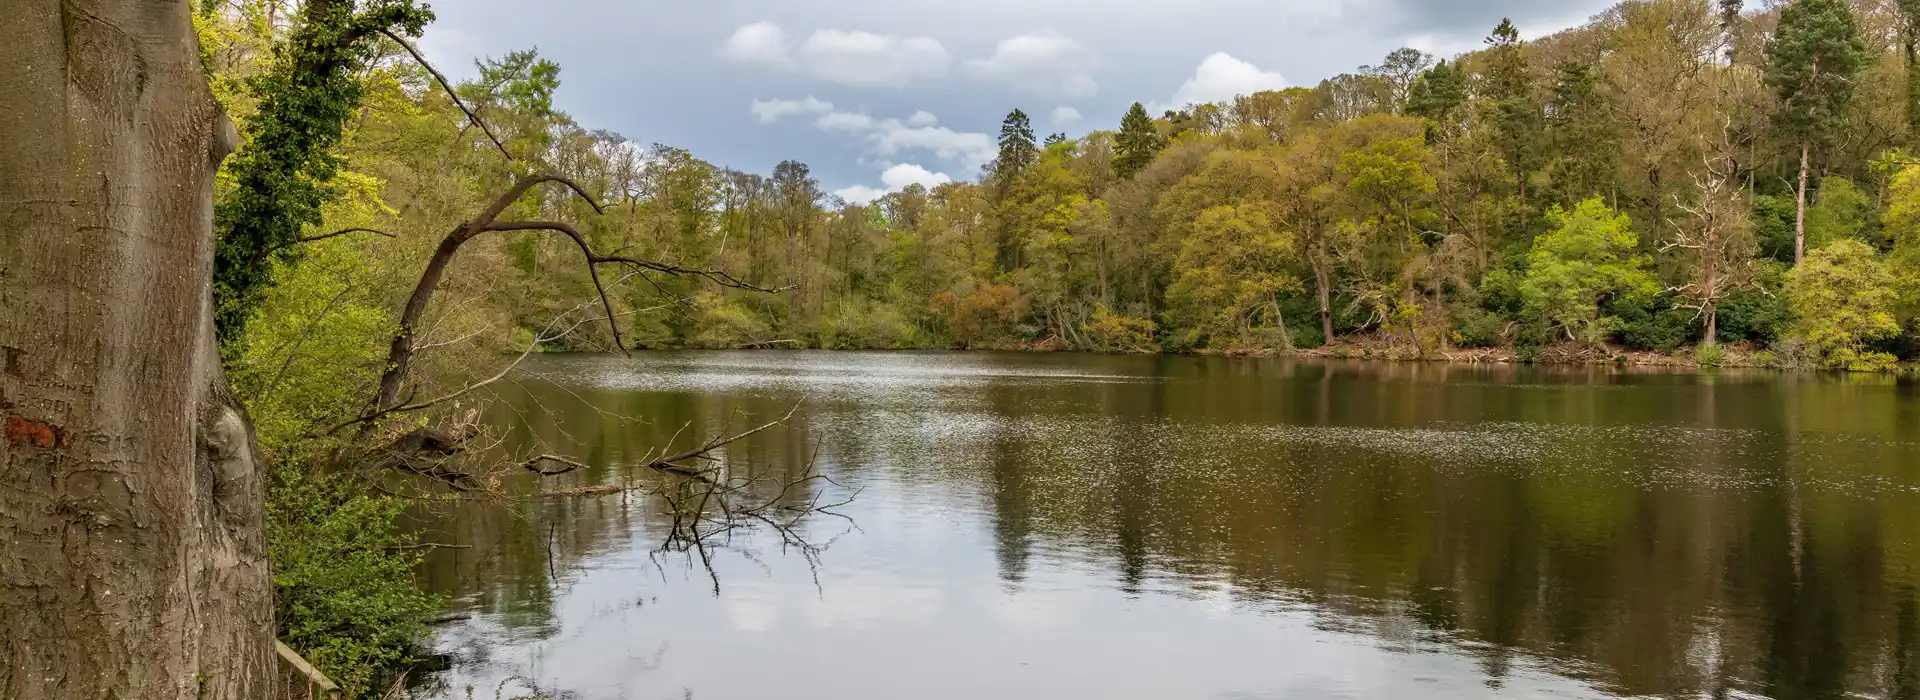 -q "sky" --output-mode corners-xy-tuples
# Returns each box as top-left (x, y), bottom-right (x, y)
(416, 0), (1614, 204)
